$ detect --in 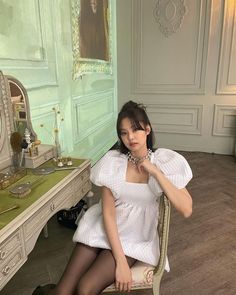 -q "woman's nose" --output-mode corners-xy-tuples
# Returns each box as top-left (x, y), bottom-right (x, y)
(128, 132), (134, 140)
